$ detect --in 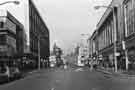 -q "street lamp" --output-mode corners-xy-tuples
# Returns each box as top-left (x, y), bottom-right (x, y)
(94, 6), (111, 10)
(0, 1), (20, 6)
(94, 5), (118, 72)
(81, 33), (90, 36)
